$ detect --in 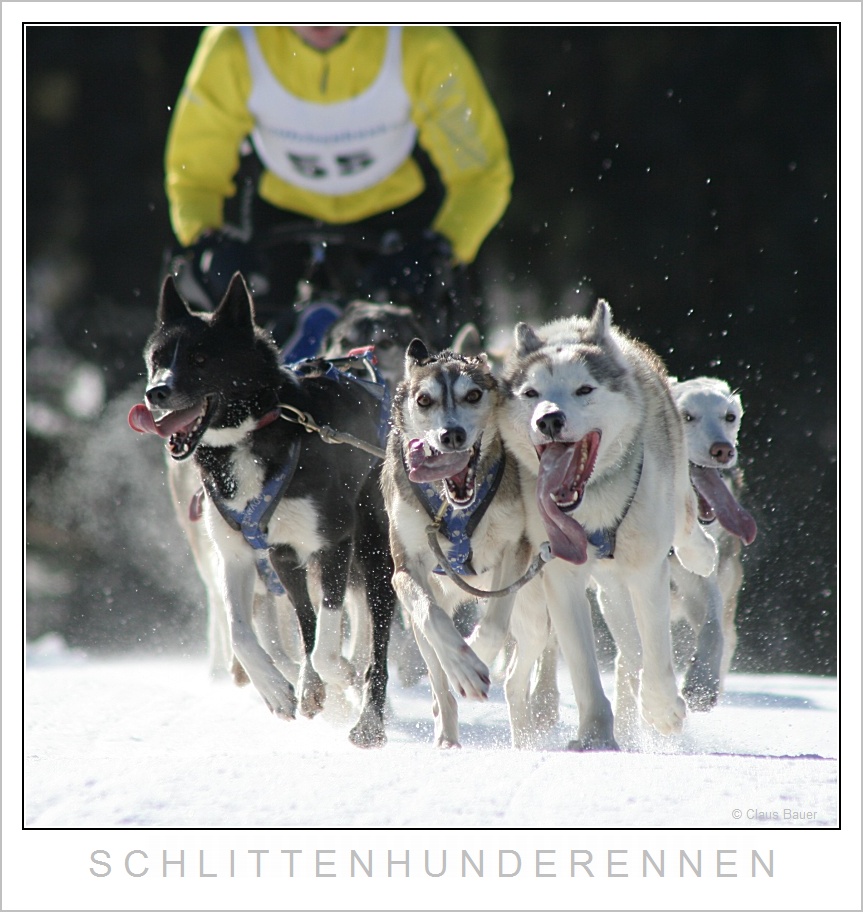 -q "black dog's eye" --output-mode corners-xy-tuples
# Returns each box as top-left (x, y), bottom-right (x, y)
(575, 385), (594, 396)
(523, 388), (539, 398)
(416, 393), (433, 408)
(464, 389), (482, 404)
(725, 412), (737, 423)
(191, 351), (207, 366)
